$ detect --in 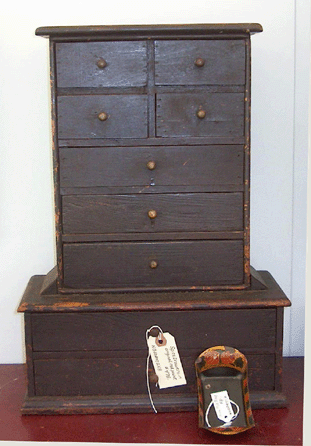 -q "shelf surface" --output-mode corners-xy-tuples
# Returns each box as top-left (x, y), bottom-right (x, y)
(0, 357), (303, 444)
